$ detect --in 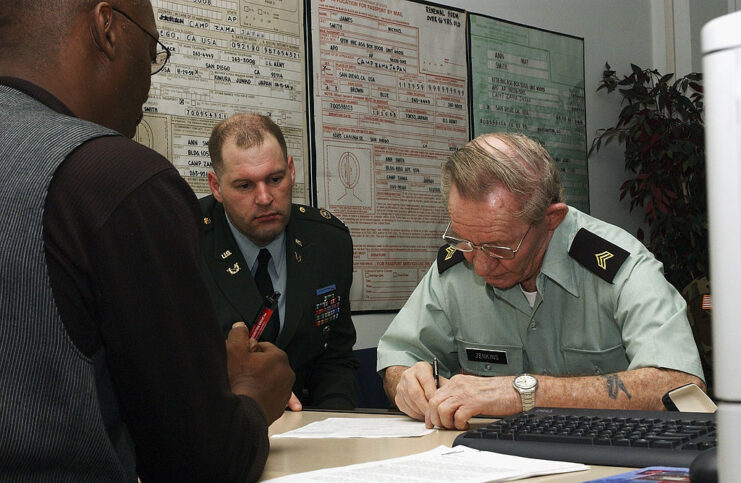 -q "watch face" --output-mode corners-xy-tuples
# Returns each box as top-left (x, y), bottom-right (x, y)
(514, 374), (537, 390)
